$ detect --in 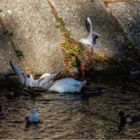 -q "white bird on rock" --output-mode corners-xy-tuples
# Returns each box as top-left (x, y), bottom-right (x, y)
(80, 17), (100, 48)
